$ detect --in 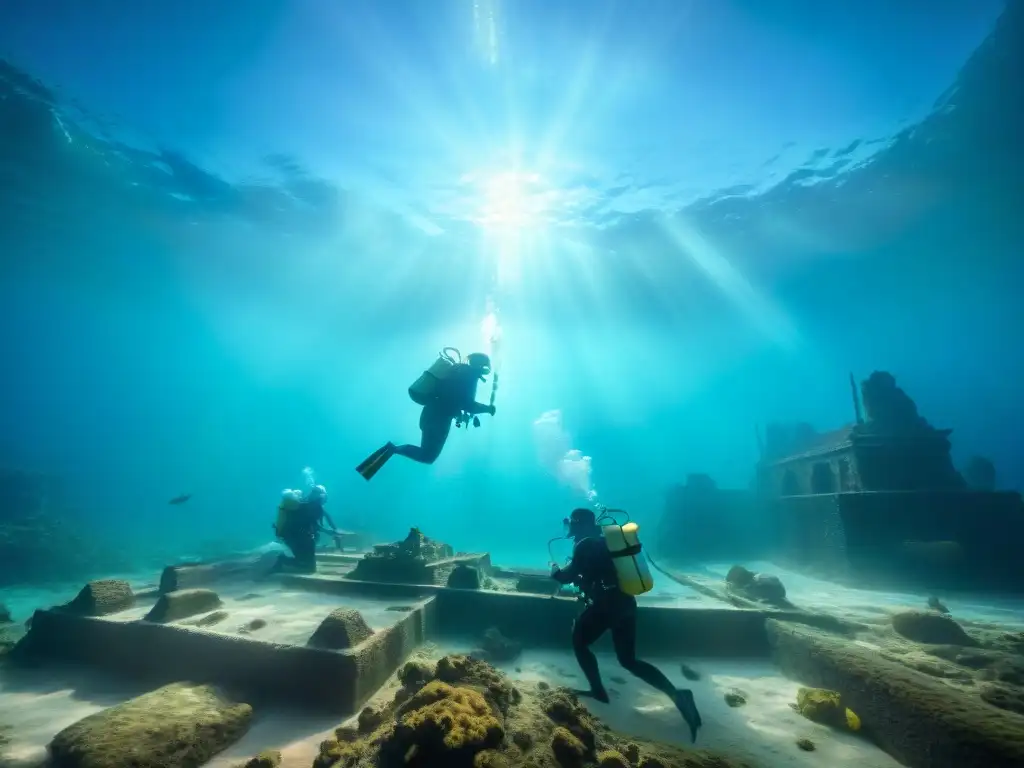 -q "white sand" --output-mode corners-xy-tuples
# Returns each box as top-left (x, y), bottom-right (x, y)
(696, 561), (1024, 629)
(0, 665), (145, 767)
(476, 646), (901, 768)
